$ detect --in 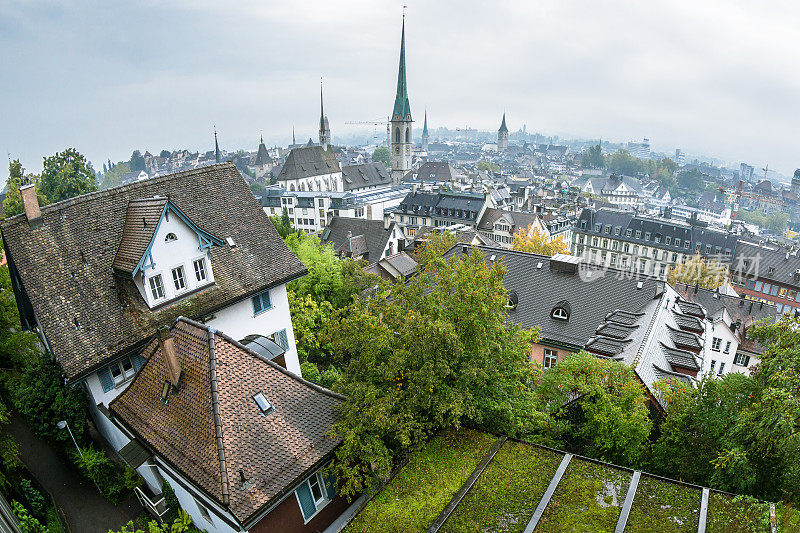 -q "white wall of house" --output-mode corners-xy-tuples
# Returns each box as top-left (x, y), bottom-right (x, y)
(206, 283), (301, 376)
(280, 171), (343, 193)
(155, 460), (241, 533)
(136, 207), (216, 308)
(700, 319), (741, 378)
